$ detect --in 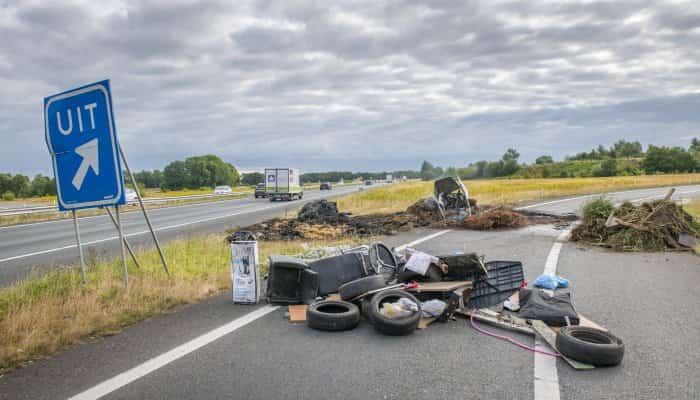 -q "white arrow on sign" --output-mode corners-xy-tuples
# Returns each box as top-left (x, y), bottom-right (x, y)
(72, 138), (99, 190)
